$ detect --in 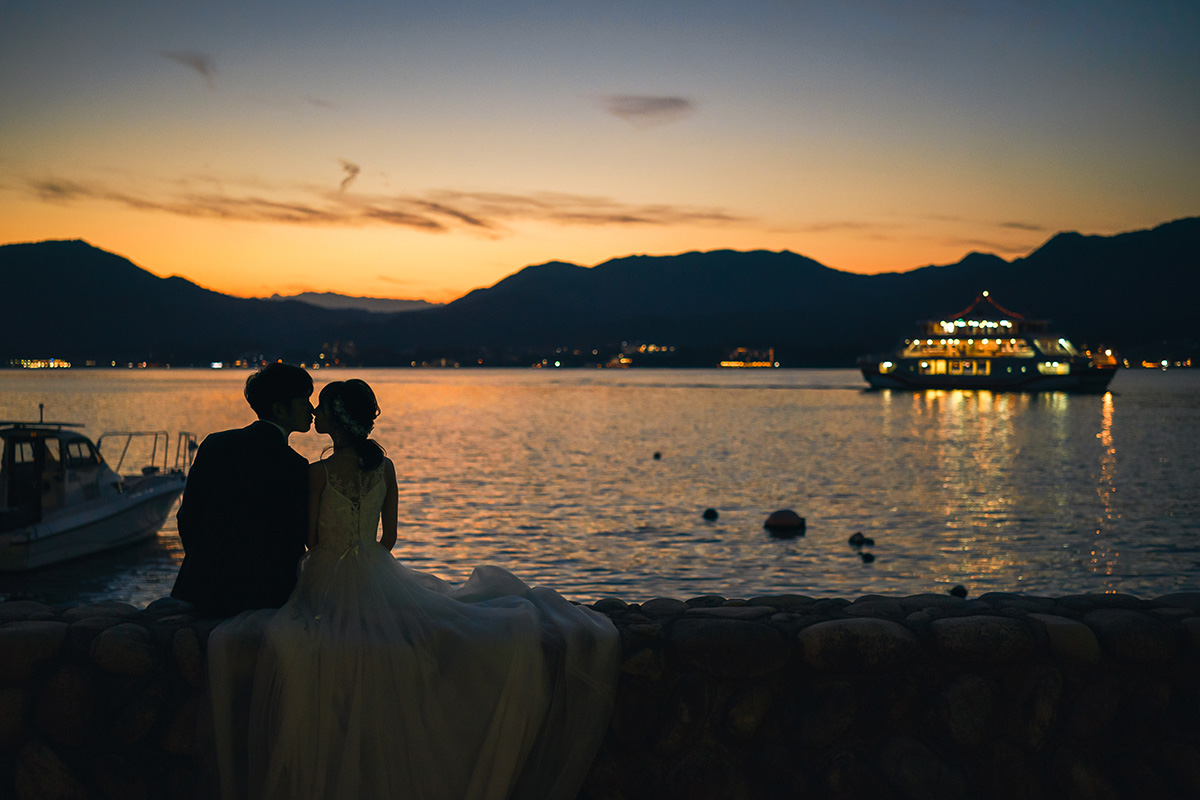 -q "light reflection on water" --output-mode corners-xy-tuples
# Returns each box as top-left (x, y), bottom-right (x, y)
(1, 368), (1197, 606)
